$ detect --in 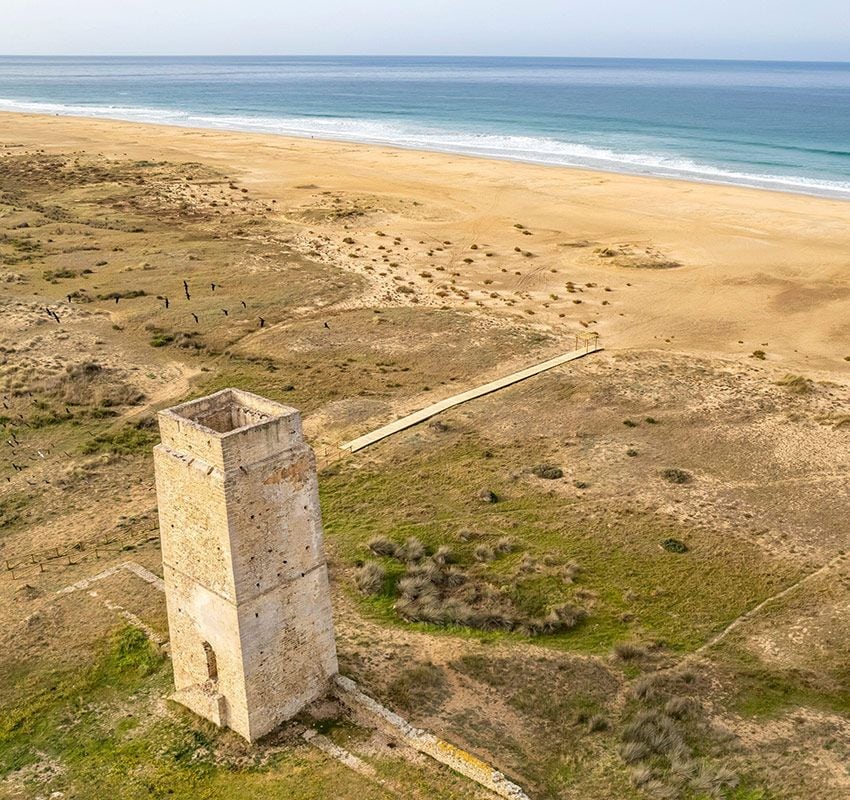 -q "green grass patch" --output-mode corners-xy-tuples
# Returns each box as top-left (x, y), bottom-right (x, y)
(0, 492), (32, 534)
(722, 649), (850, 718)
(320, 439), (799, 654)
(0, 626), (166, 777)
(81, 420), (158, 455)
(0, 625), (390, 799)
(385, 663), (449, 716)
